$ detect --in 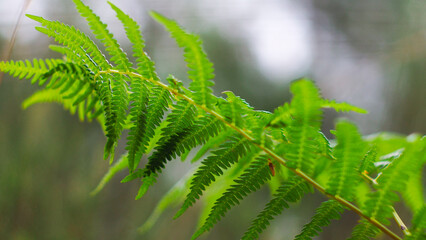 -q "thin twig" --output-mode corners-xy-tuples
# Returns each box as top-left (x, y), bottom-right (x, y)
(362, 171), (411, 236)
(0, 0), (32, 86)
